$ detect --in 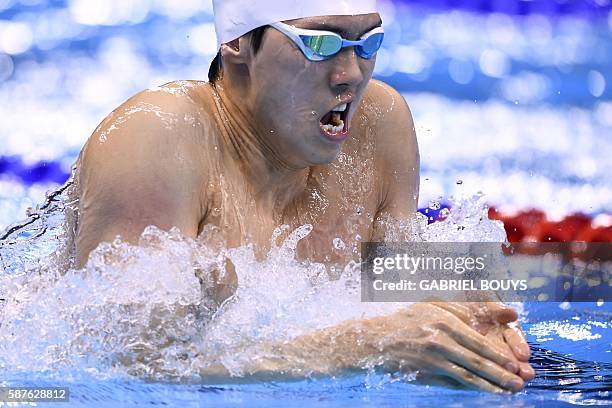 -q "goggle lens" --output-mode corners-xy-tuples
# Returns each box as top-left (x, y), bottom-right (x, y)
(357, 32), (384, 58)
(301, 35), (342, 57)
